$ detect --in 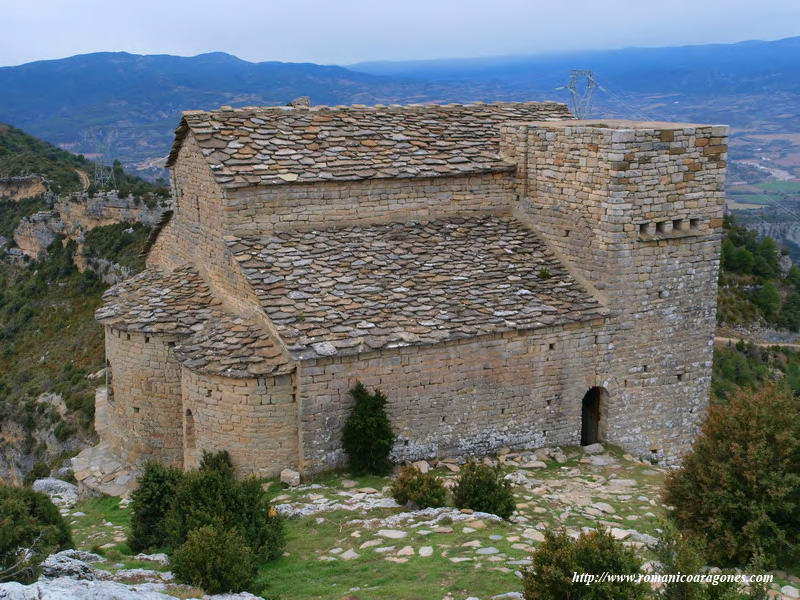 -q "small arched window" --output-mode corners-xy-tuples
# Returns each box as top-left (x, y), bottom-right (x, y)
(185, 408), (196, 450)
